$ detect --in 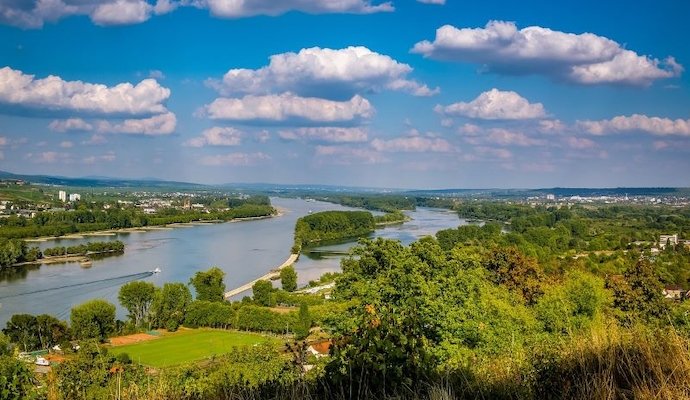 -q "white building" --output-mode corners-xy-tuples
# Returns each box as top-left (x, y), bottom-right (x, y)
(68, 193), (81, 202)
(546, 194), (555, 201)
(659, 234), (678, 249)
(58, 191), (67, 202)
